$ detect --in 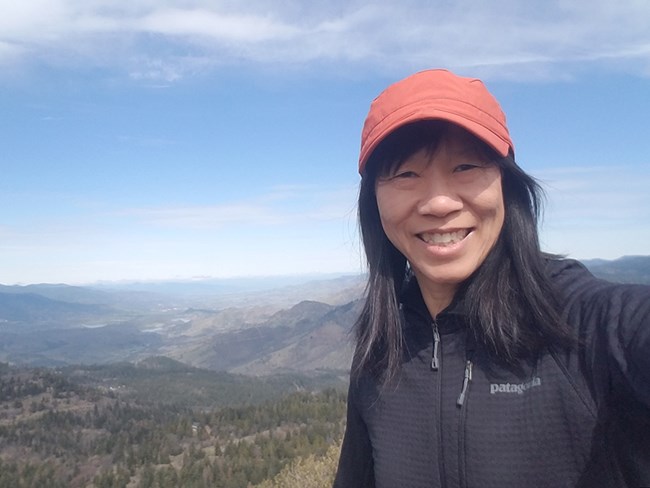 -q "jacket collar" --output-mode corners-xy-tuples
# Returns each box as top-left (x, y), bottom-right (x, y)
(399, 274), (465, 333)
